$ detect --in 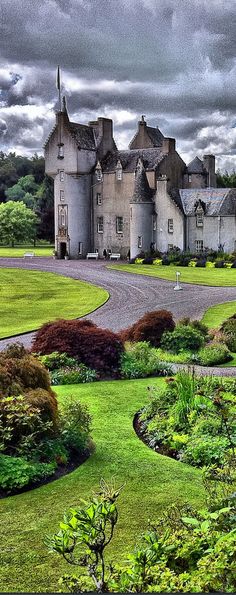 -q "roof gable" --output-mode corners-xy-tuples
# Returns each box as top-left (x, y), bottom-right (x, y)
(187, 156), (205, 174)
(178, 188), (236, 216)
